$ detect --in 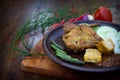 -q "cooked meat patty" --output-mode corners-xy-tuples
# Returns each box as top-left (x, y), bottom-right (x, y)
(62, 22), (103, 52)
